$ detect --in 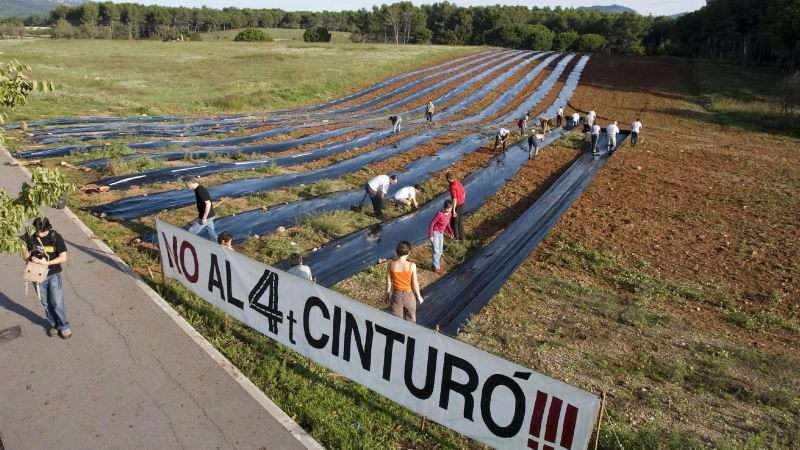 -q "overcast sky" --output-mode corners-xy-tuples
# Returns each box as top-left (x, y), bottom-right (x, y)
(144, 1), (704, 19)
